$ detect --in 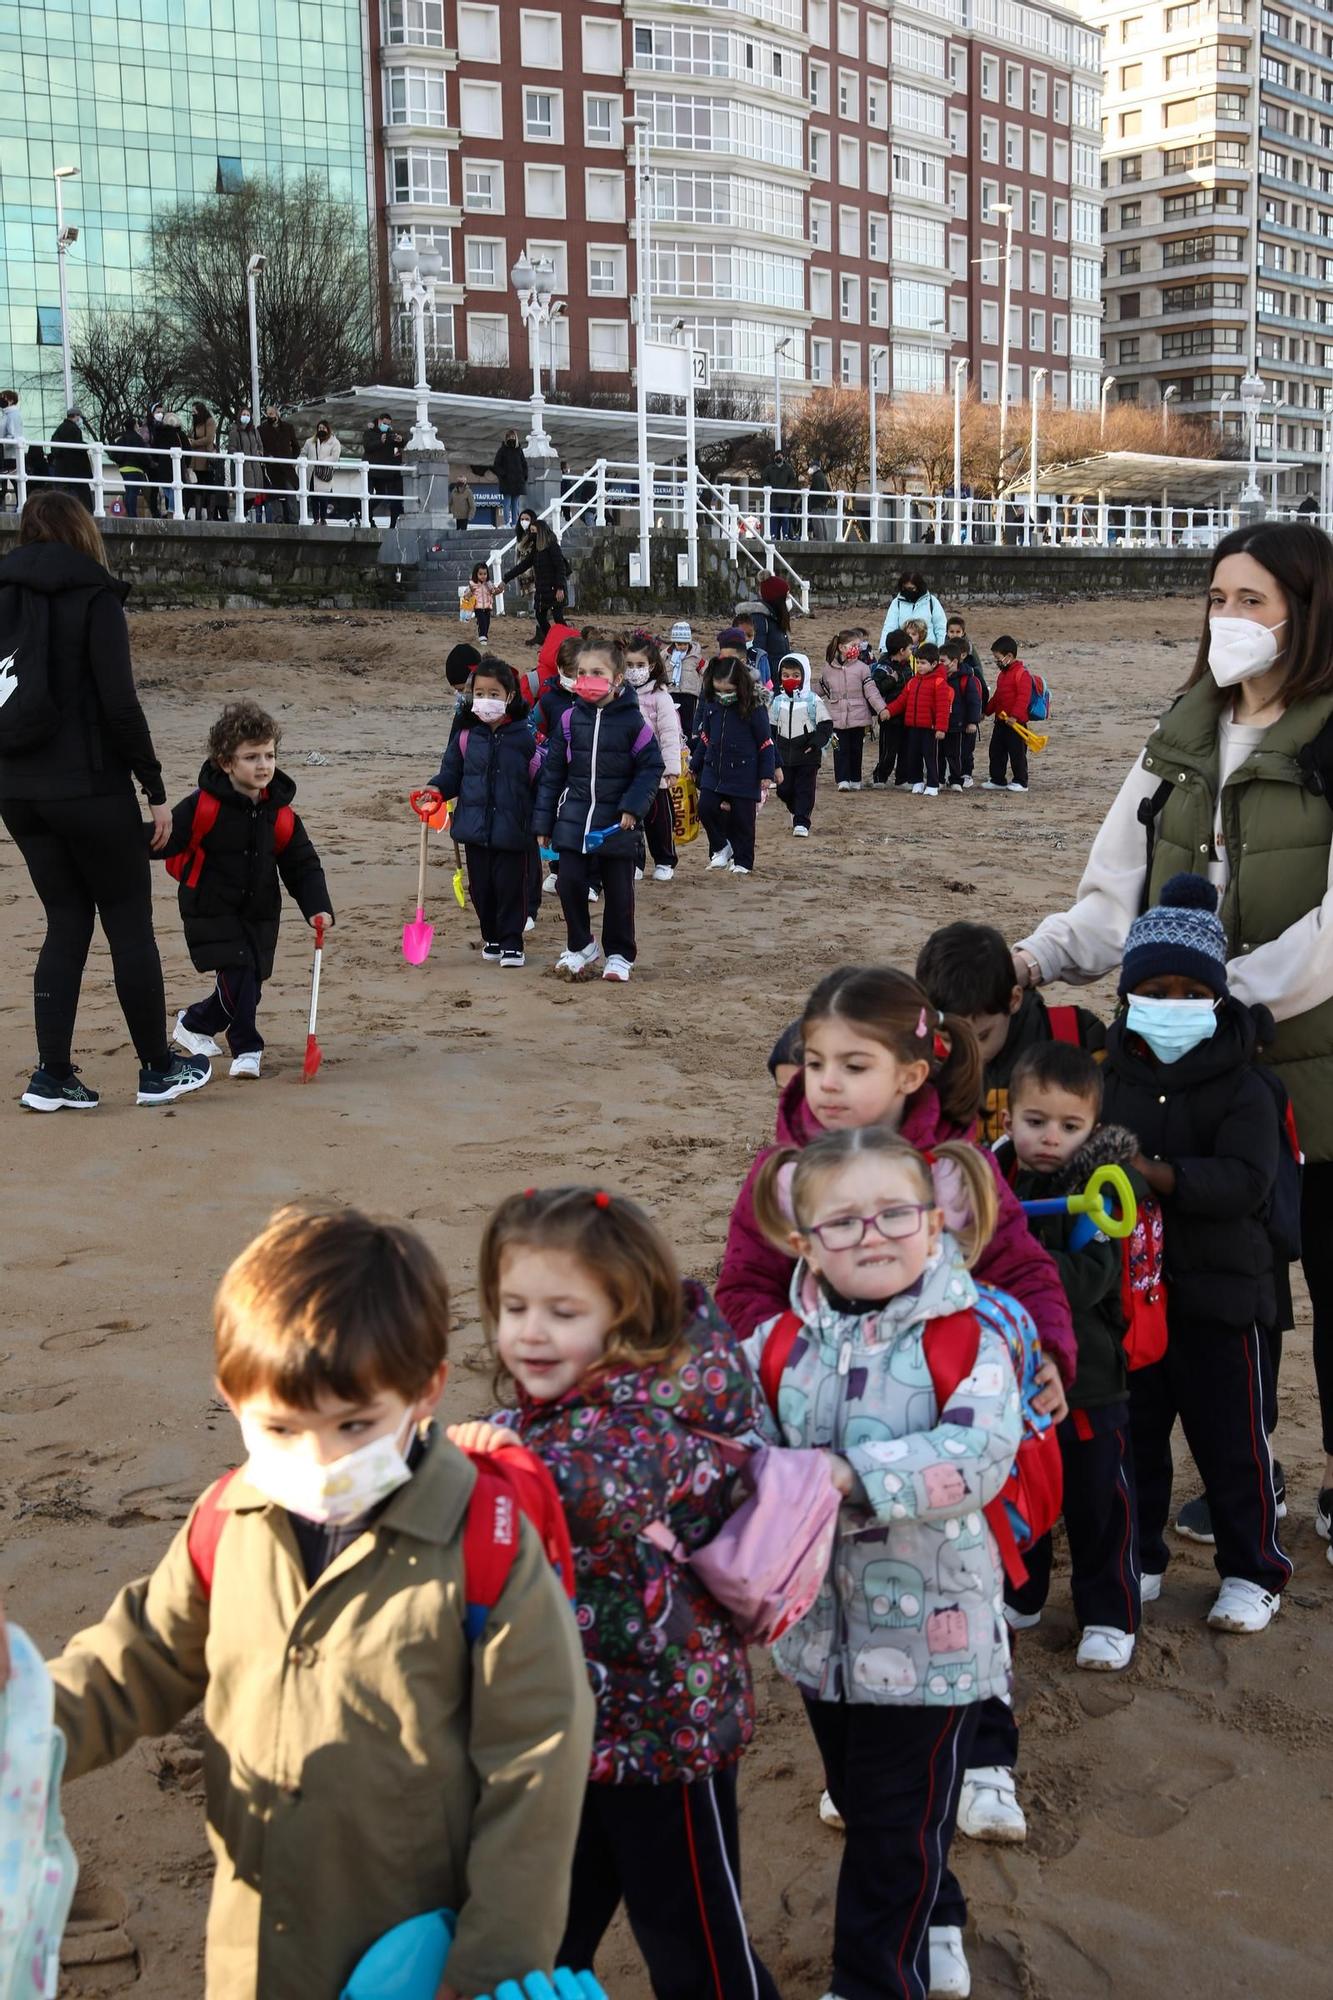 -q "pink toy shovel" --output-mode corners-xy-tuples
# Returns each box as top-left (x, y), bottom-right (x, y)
(404, 817), (434, 964)
(303, 917), (325, 1081)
